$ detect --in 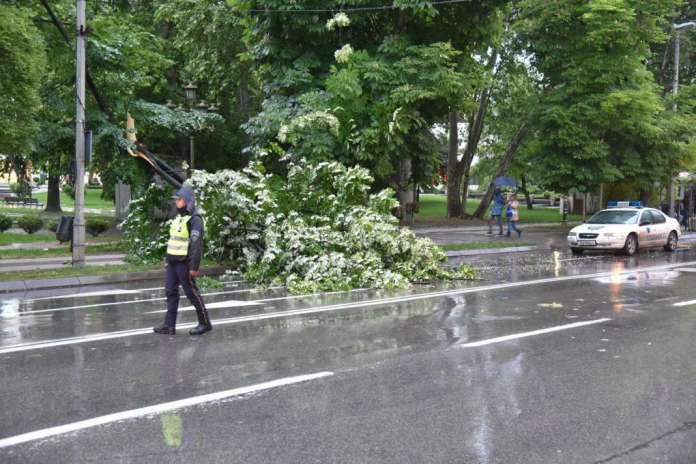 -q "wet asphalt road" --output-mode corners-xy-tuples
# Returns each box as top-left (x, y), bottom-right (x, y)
(2, 249), (696, 463)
